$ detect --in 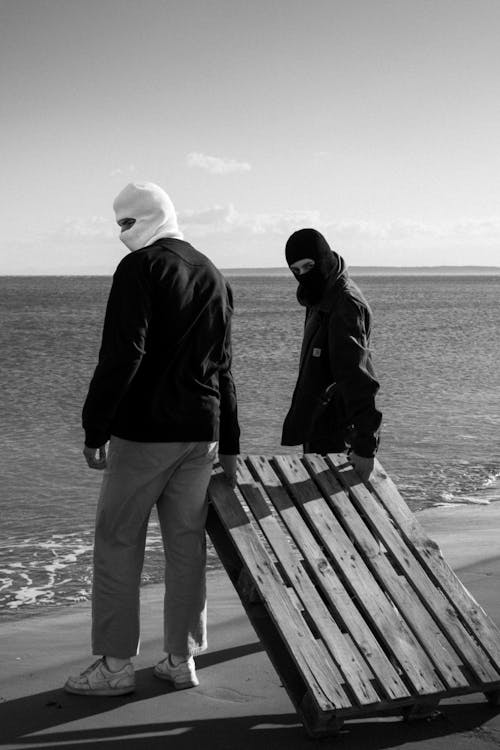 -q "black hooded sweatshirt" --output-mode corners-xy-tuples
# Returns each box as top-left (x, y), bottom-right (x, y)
(282, 230), (381, 457)
(82, 238), (240, 454)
